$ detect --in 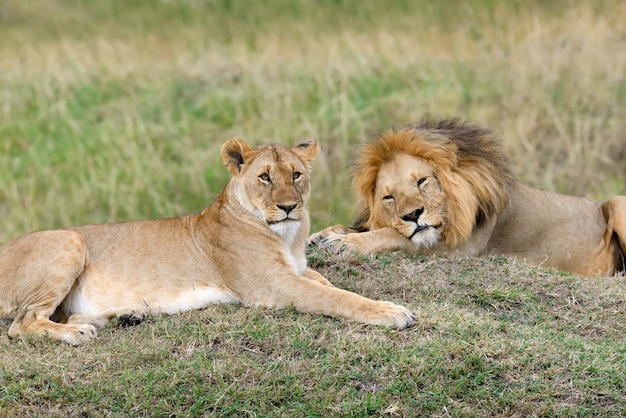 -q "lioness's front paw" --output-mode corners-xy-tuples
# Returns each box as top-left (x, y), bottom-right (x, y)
(369, 301), (416, 329)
